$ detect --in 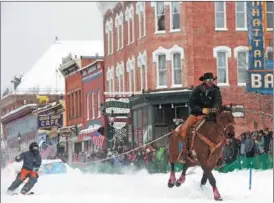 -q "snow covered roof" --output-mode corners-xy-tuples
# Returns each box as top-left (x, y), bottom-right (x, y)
(1, 103), (37, 121)
(7, 40), (104, 96)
